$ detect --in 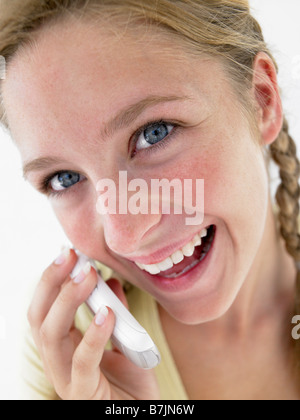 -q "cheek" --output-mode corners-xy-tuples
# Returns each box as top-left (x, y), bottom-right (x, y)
(183, 133), (269, 231)
(52, 198), (106, 258)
